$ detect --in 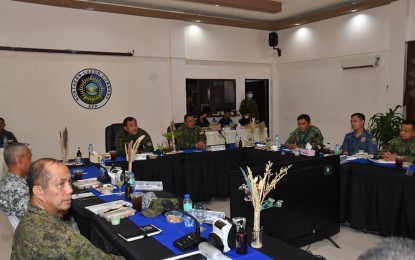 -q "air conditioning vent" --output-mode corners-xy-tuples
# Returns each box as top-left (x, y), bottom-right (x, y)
(341, 56), (380, 69)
